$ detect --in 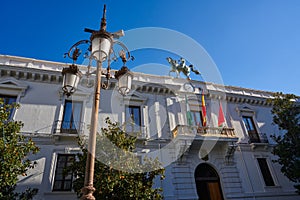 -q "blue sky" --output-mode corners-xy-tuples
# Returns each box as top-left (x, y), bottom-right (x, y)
(1, 0), (300, 95)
